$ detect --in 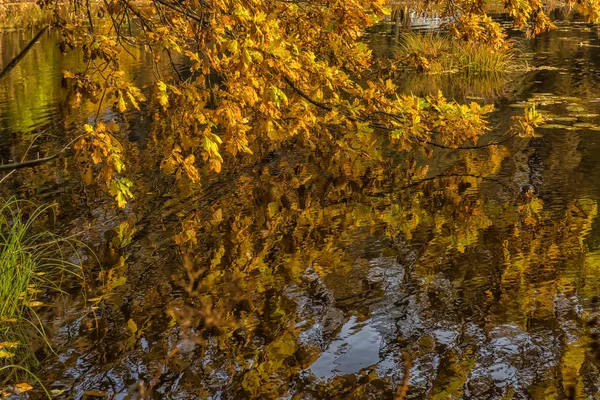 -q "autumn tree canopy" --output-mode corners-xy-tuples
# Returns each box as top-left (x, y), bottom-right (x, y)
(36, 0), (599, 206)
